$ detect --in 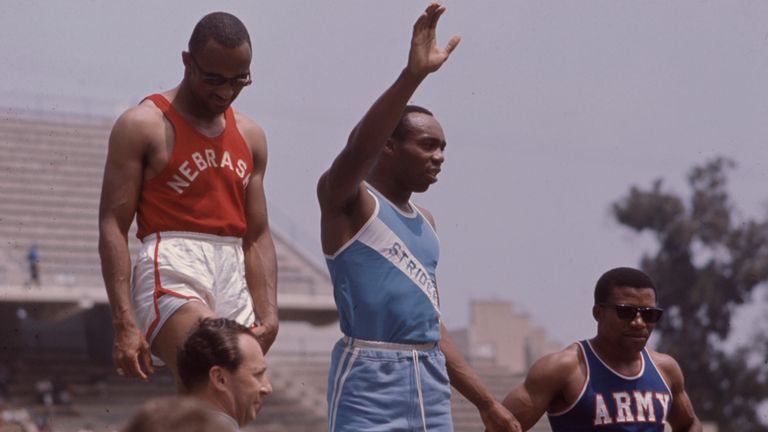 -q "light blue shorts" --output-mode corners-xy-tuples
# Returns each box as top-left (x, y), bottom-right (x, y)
(326, 337), (453, 432)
